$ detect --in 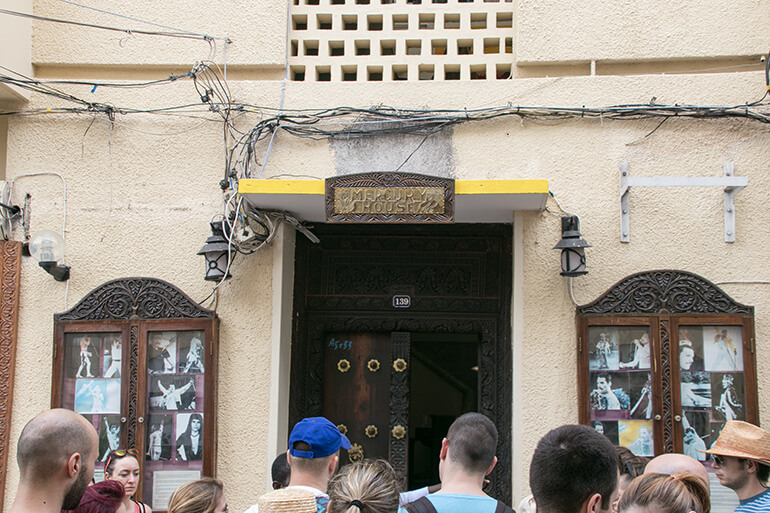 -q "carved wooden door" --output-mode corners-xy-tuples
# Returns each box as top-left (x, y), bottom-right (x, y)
(323, 332), (411, 476)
